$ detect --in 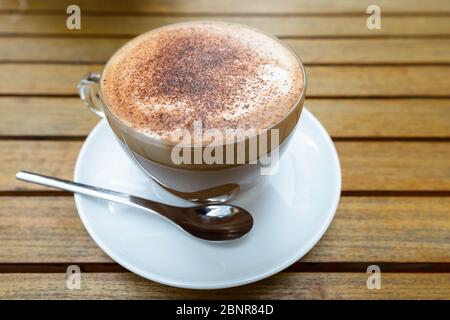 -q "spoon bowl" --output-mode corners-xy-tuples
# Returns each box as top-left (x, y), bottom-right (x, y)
(129, 195), (253, 241)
